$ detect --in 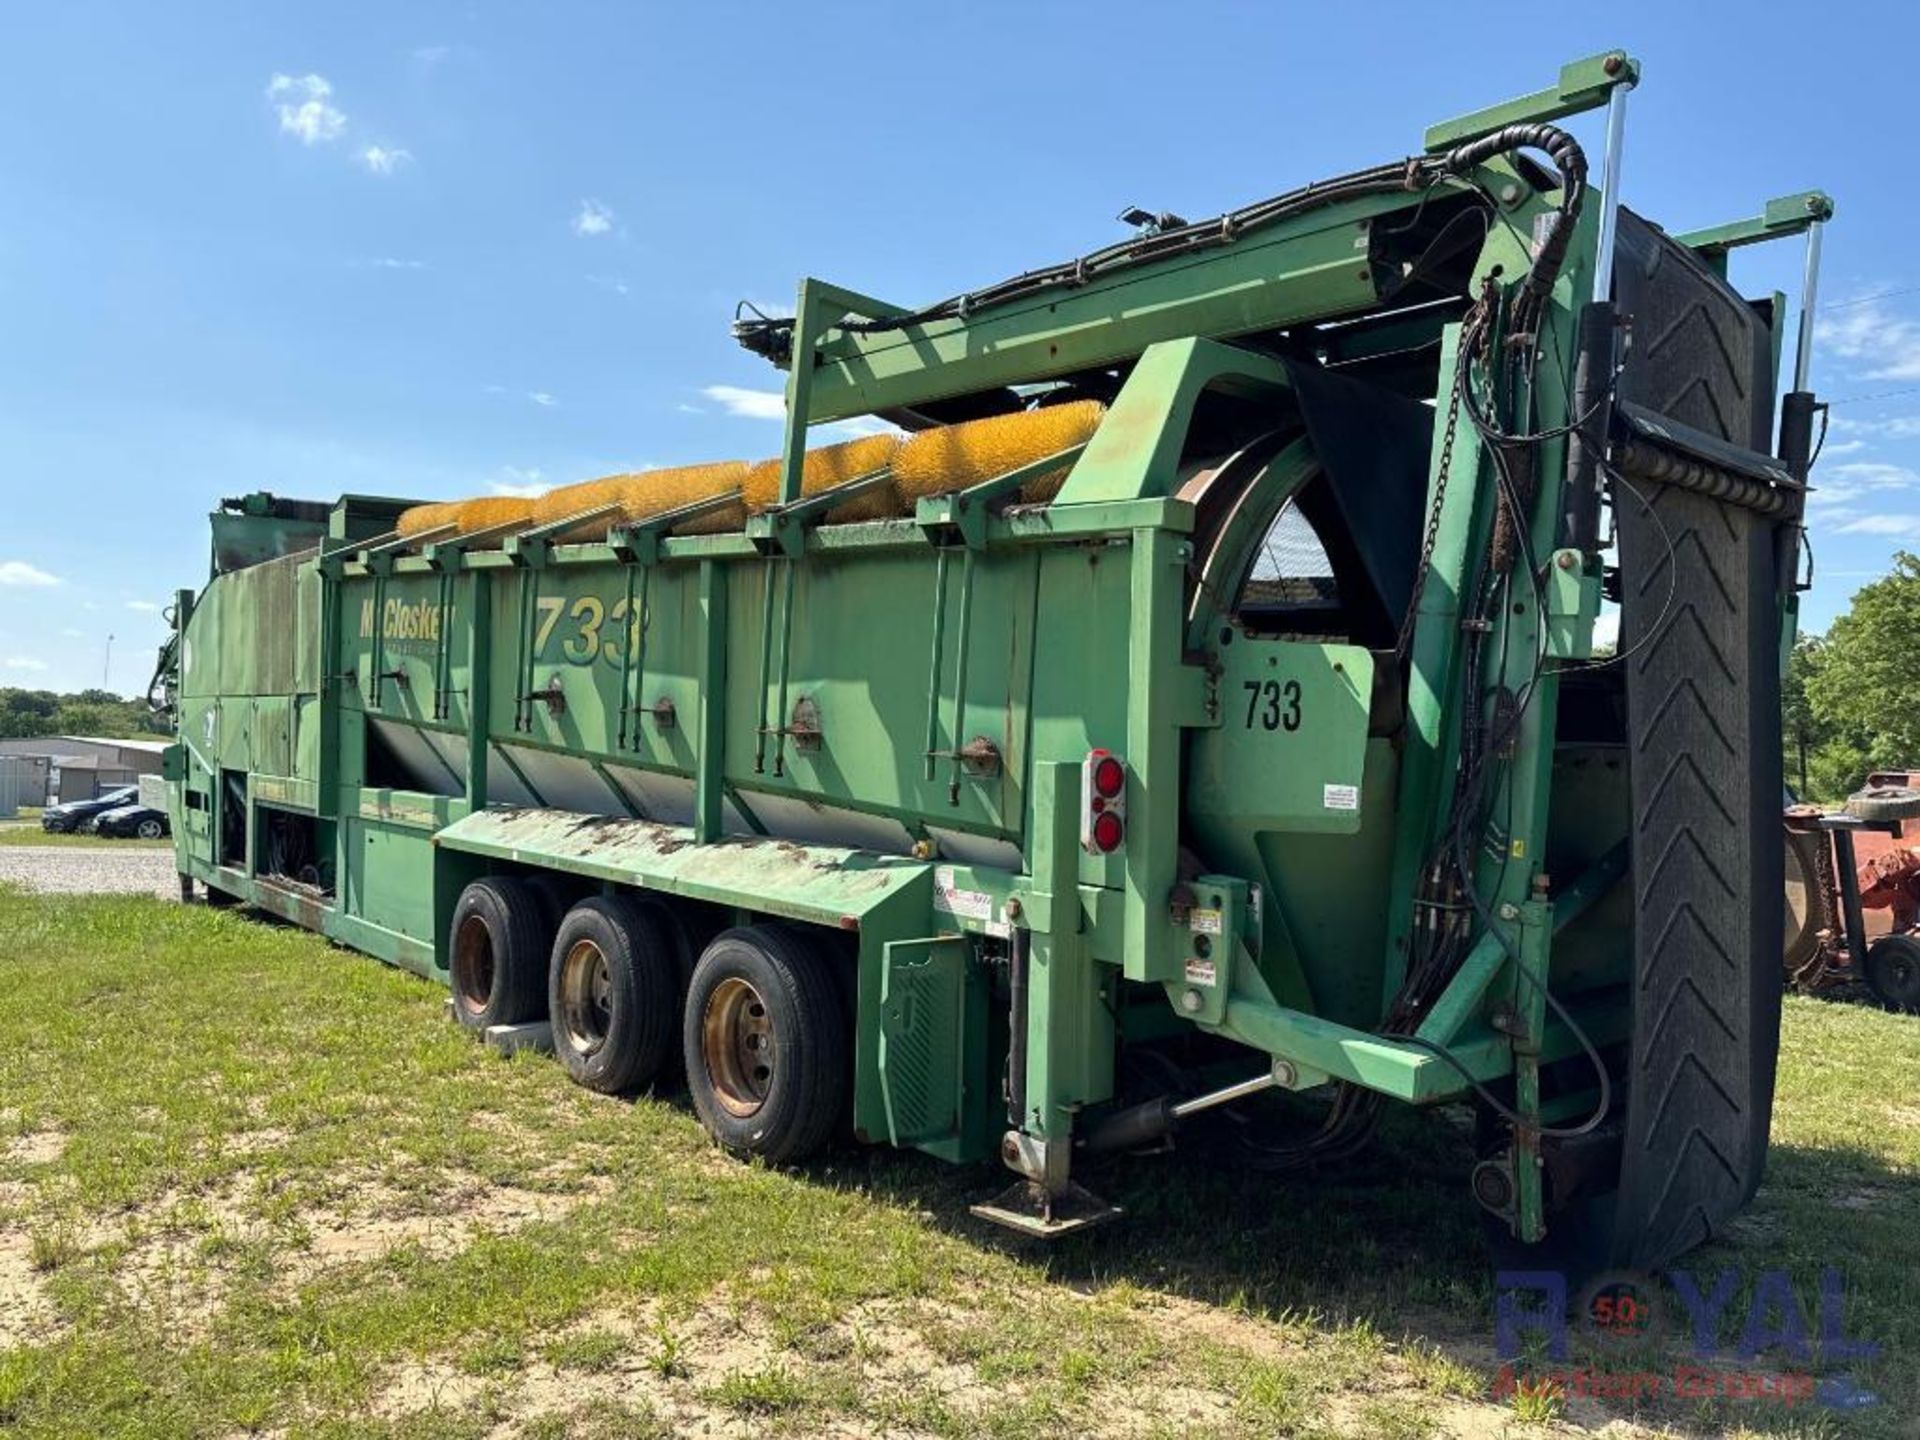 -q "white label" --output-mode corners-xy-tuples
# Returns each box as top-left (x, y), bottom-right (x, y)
(1184, 957), (1218, 987)
(1323, 783), (1359, 812)
(1189, 908), (1224, 935)
(932, 865), (994, 922)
